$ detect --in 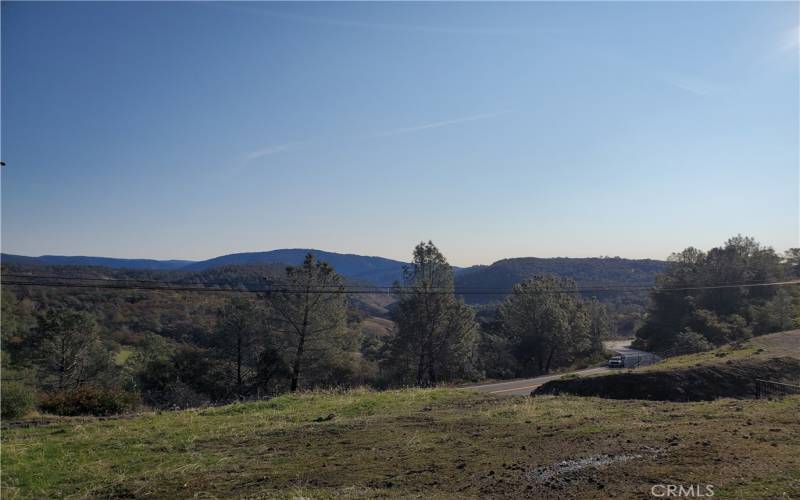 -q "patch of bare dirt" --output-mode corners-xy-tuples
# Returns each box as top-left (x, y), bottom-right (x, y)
(526, 447), (663, 483)
(533, 357), (800, 401)
(754, 330), (800, 357)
